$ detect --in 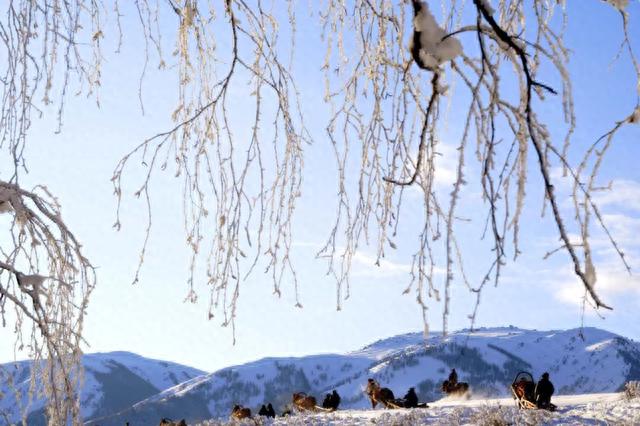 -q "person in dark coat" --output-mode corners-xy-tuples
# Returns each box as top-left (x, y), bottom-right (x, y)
(535, 372), (555, 409)
(258, 404), (268, 416)
(403, 387), (418, 408)
(266, 403), (276, 418)
(322, 393), (333, 409)
(448, 368), (458, 385)
(330, 390), (341, 410)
